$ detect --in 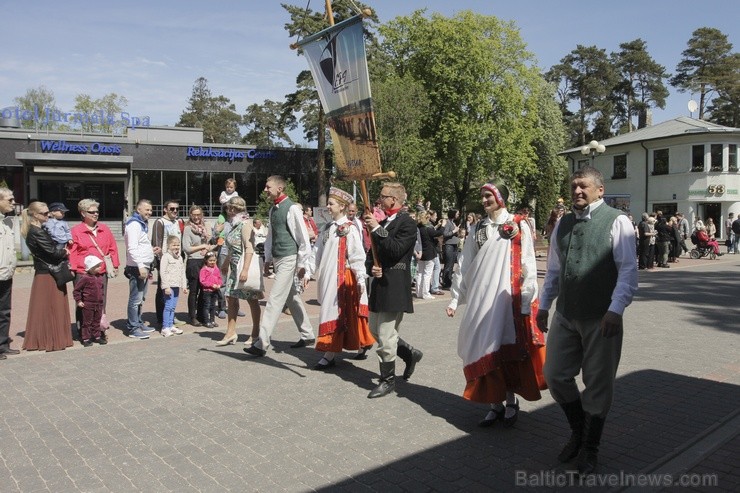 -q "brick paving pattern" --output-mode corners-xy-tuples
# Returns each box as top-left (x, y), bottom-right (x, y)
(1, 249), (738, 492)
